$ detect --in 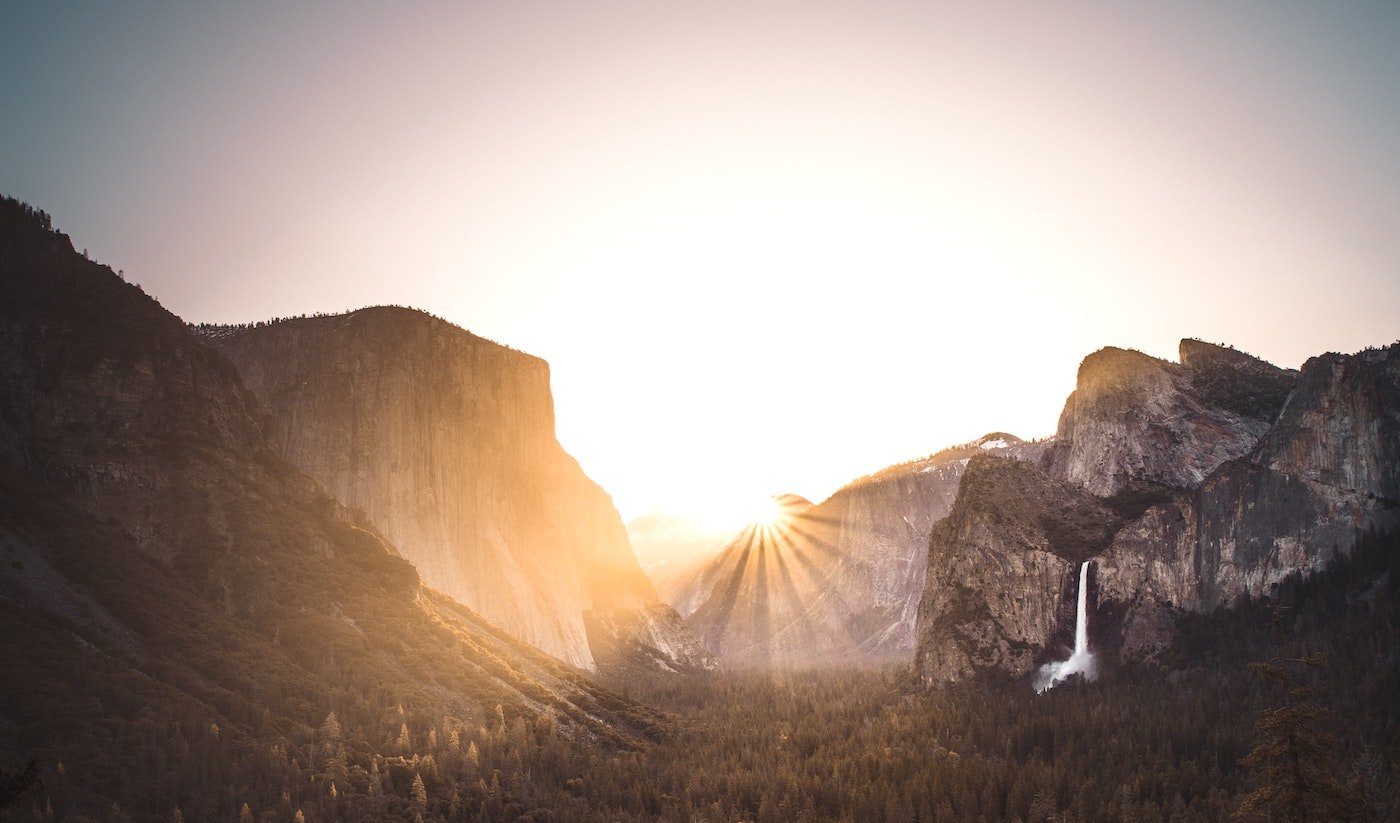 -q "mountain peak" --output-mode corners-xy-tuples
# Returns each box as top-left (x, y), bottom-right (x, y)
(1074, 346), (1171, 393)
(1050, 339), (1294, 497)
(198, 304), (543, 368)
(973, 432), (1023, 451)
(1178, 337), (1288, 374)
(1177, 338), (1297, 420)
(773, 493), (814, 514)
